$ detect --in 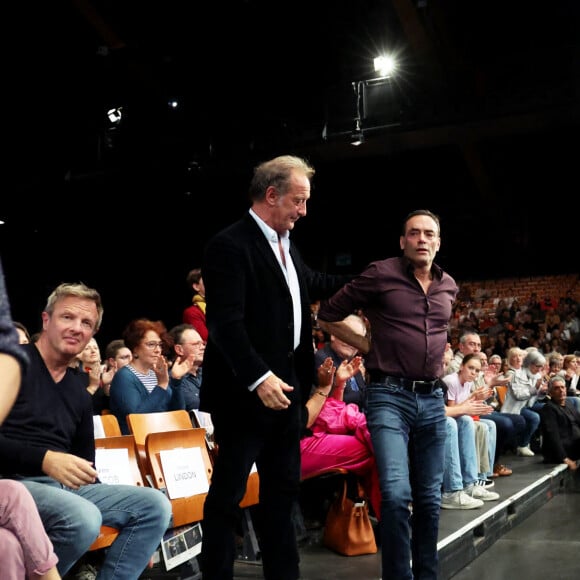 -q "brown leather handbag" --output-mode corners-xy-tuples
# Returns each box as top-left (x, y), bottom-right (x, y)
(322, 479), (378, 556)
